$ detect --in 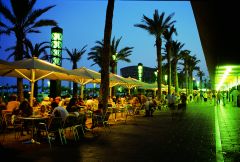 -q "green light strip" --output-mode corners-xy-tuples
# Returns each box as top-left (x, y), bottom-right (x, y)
(215, 106), (224, 162)
(216, 67), (231, 90)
